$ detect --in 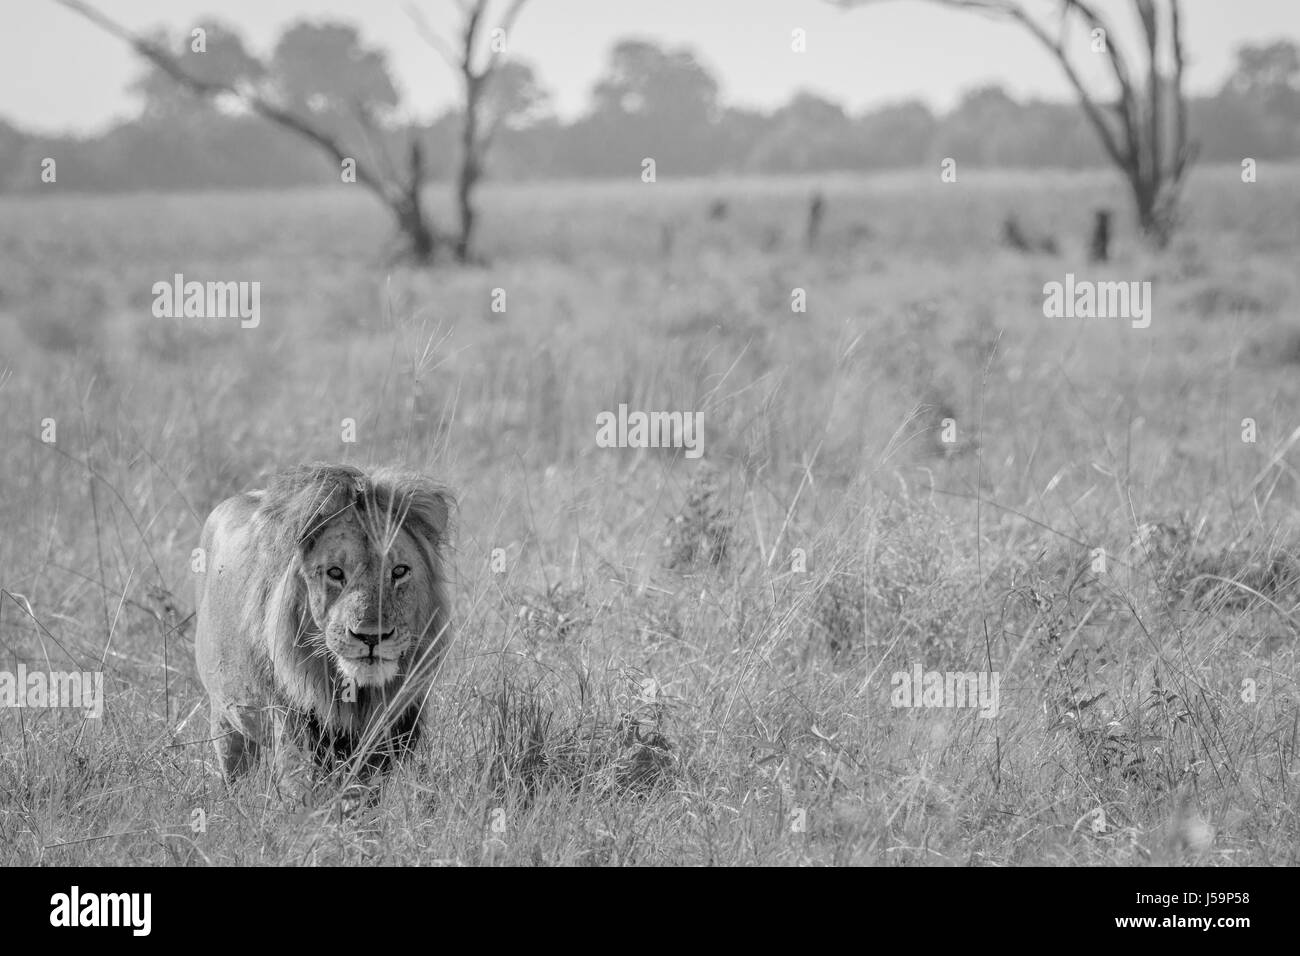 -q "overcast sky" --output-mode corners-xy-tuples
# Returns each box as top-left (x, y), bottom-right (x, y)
(6, 0), (1300, 134)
